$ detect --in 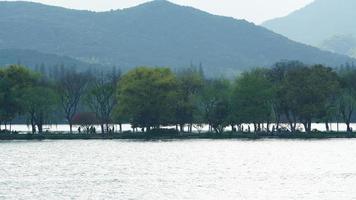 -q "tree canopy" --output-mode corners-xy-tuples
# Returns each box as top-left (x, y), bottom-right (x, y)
(0, 62), (356, 134)
(117, 67), (178, 130)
